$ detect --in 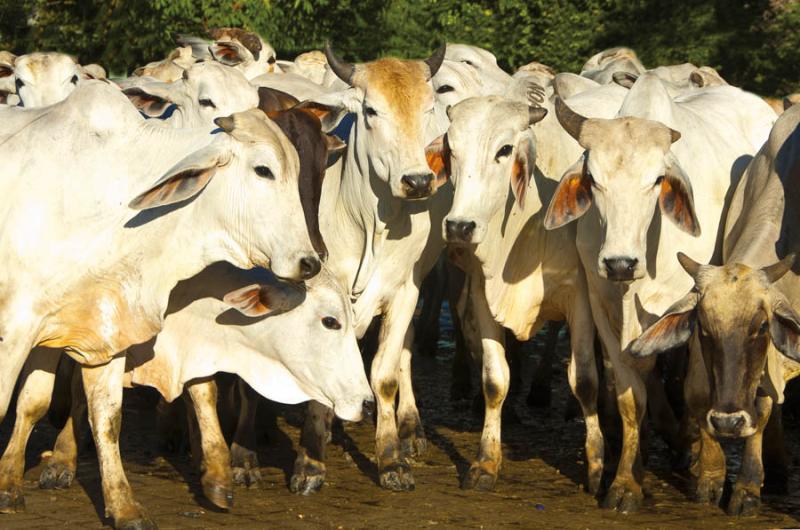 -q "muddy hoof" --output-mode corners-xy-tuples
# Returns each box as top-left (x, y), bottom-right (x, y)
(460, 464), (498, 491)
(526, 386), (551, 408)
(289, 468), (325, 495)
(586, 468), (602, 496)
(117, 516), (158, 530)
(39, 462), (75, 490)
(232, 465), (262, 488)
(400, 435), (427, 460)
(601, 482), (643, 513)
(693, 475), (724, 505)
(727, 488), (760, 516)
(379, 463), (415, 491)
(202, 480), (233, 510)
(0, 487), (24, 514)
